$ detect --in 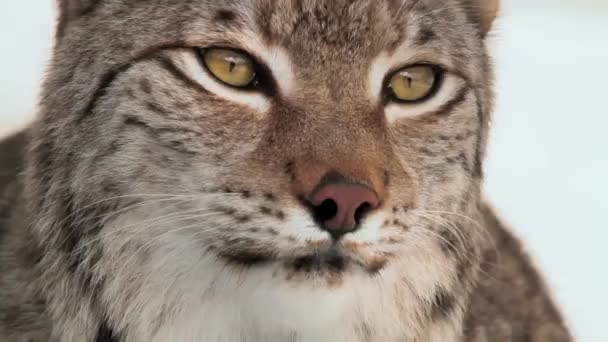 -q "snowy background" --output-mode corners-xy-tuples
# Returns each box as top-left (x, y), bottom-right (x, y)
(1, 1), (606, 340)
